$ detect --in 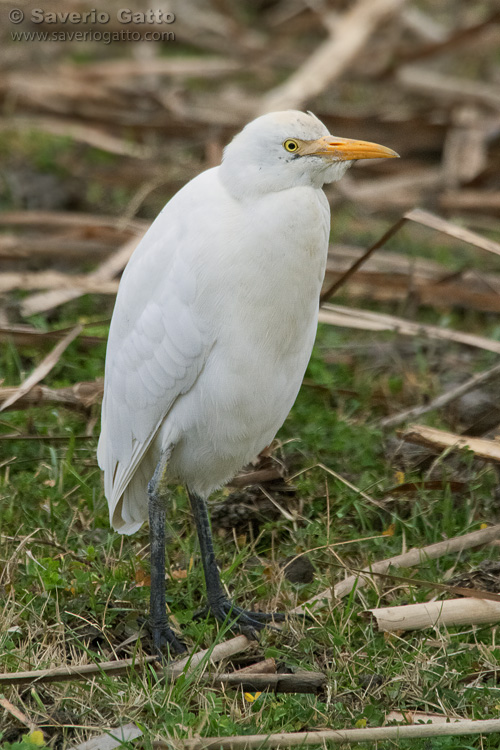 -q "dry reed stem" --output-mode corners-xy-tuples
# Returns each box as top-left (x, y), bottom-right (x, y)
(401, 424), (500, 463)
(293, 523), (500, 612)
(365, 597), (500, 632)
(319, 304), (500, 354)
(153, 719), (500, 749)
(260, 0), (406, 112)
(0, 325), (83, 412)
(380, 360), (500, 428)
